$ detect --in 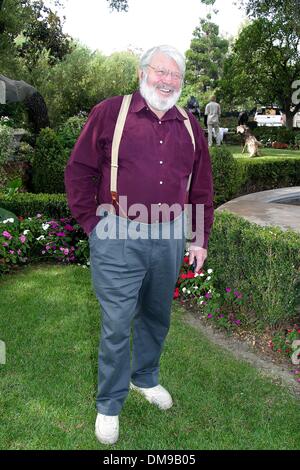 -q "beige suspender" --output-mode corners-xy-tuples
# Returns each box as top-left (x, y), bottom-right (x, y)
(110, 94), (195, 203)
(110, 94), (133, 203)
(175, 105), (195, 192)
